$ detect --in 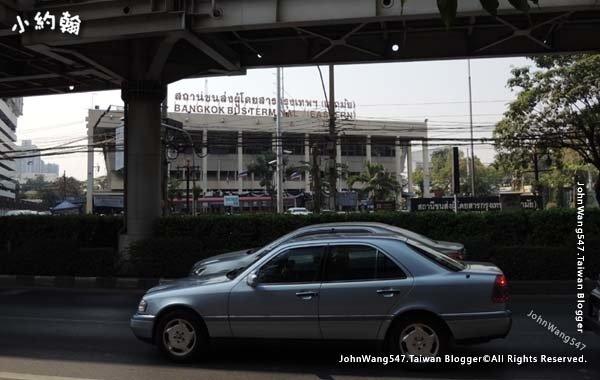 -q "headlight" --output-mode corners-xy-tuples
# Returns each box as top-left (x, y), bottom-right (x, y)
(137, 299), (147, 314)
